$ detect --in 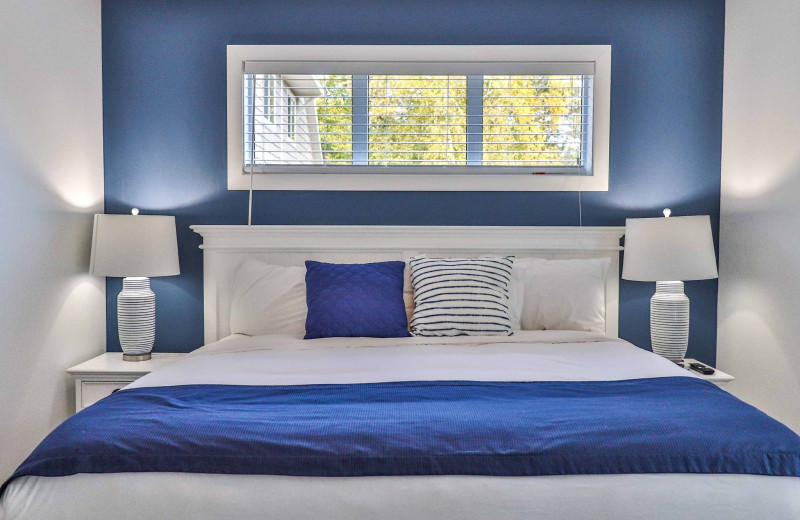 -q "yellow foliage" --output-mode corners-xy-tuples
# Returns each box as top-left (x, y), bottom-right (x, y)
(315, 74), (586, 167)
